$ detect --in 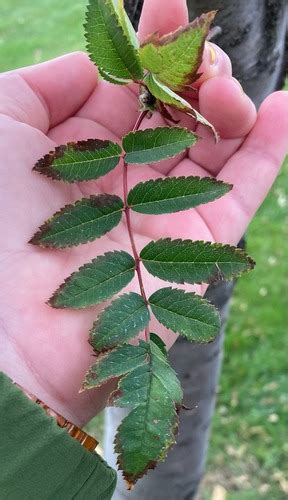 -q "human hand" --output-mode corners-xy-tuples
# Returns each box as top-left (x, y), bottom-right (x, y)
(0, 0), (287, 425)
